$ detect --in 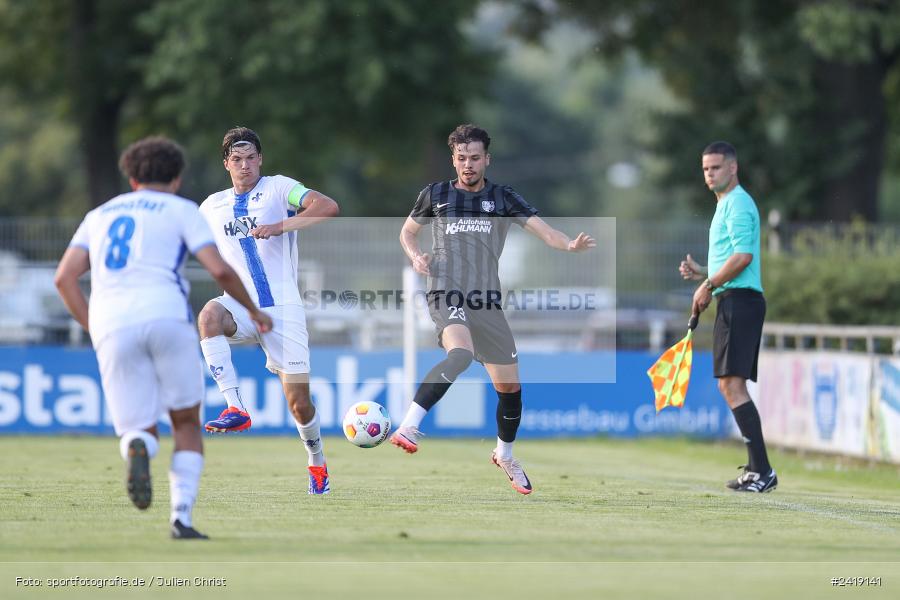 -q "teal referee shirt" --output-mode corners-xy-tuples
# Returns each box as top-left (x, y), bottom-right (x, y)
(708, 184), (763, 295)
